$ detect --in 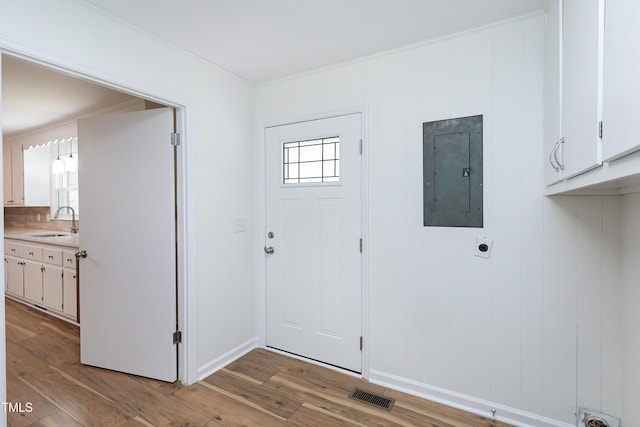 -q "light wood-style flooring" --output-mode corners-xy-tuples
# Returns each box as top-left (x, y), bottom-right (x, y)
(5, 298), (513, 426)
